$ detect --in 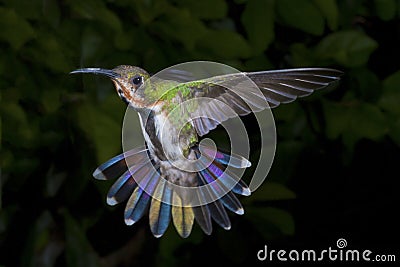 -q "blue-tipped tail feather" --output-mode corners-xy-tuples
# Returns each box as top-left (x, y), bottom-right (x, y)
(94, 145), (251, 238)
